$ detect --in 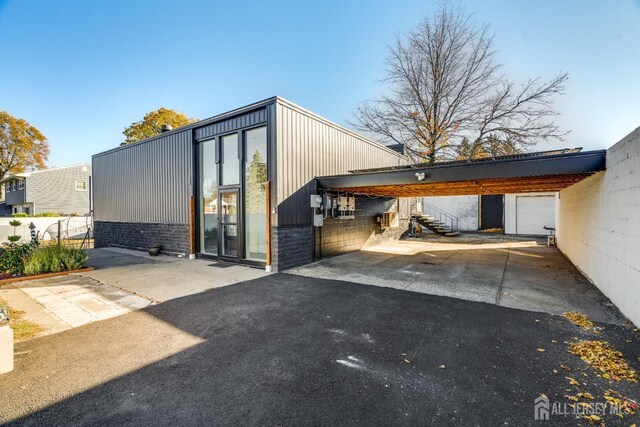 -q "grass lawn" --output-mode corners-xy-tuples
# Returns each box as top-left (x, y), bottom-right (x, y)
(0, 297), (43, 342)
